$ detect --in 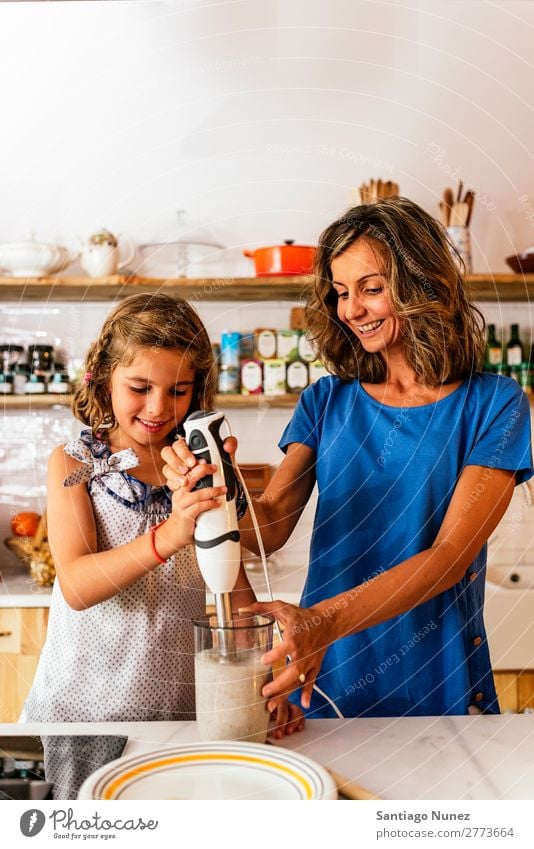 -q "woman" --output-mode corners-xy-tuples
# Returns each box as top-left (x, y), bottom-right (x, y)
(164, 198), (532, 719)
